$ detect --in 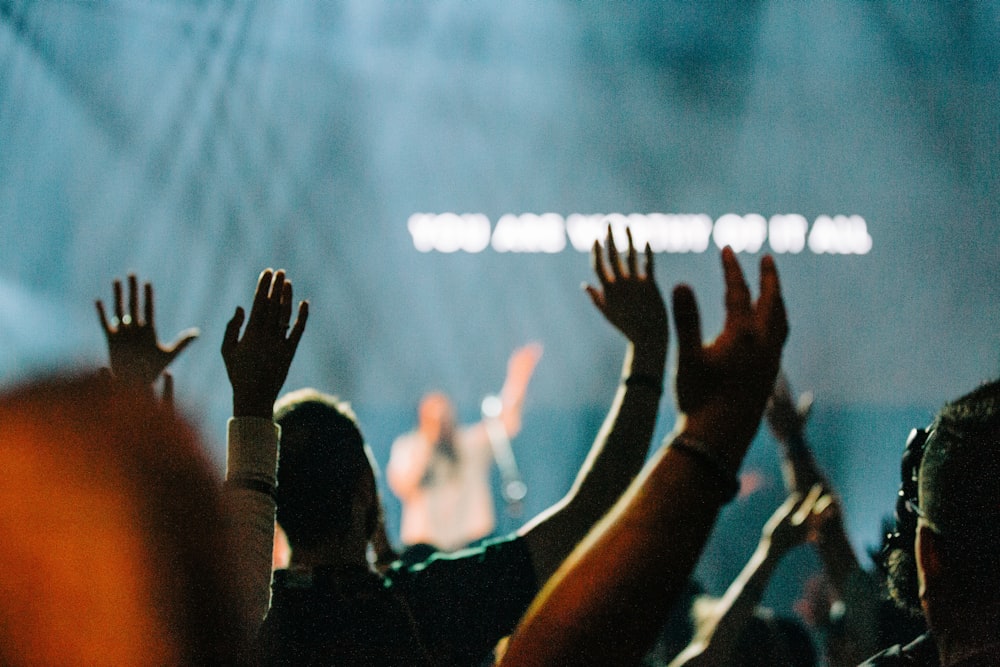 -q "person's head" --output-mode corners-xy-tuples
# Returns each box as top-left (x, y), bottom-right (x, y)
(0, 373), (242, 665)
(274, 388), (379, 554)
(418, 391), (456, 442)
(913, 379), (1000, 628)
